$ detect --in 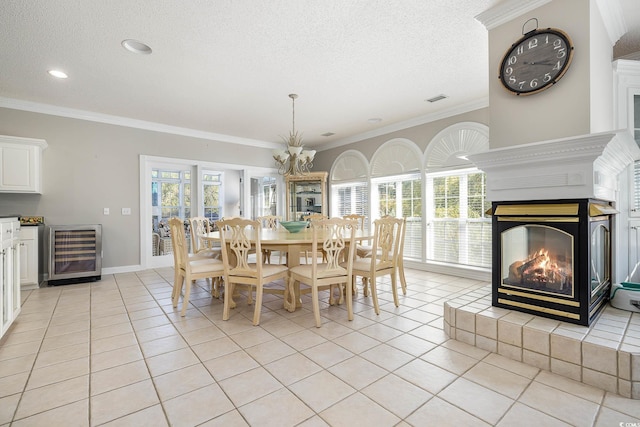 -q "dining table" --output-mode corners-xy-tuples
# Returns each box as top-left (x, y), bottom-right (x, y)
(200, 227), (372, 310)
